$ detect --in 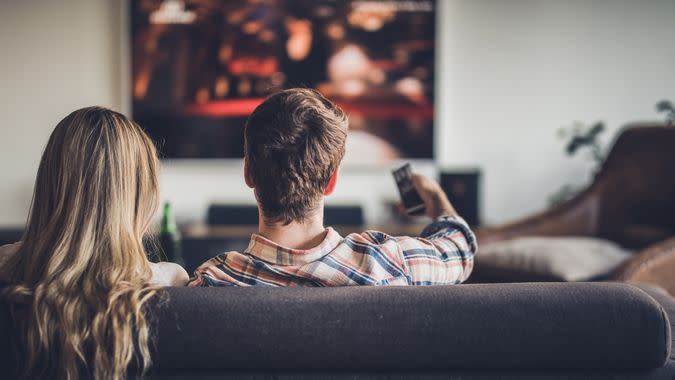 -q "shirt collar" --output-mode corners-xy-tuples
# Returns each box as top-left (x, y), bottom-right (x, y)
(245, 227), (343, 266)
